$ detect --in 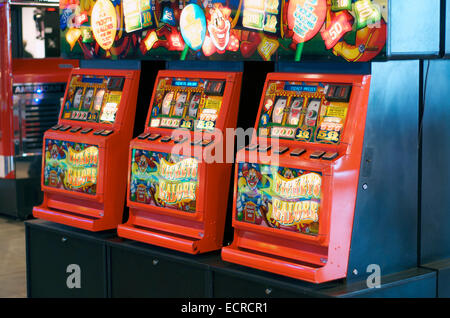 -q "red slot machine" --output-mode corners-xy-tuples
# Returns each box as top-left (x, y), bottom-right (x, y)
(32, 68), (140, 231)
(222, 72), (371, 283)
(117, 70), (242, 254)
